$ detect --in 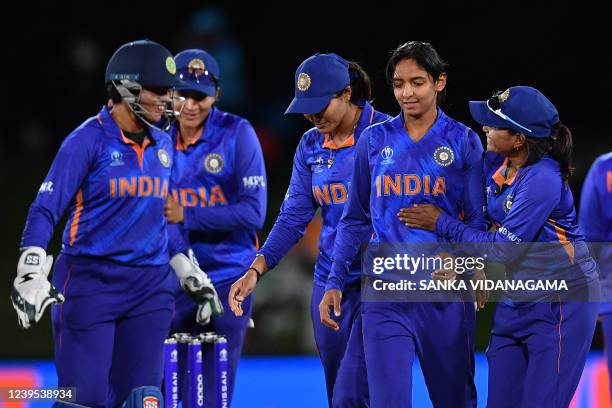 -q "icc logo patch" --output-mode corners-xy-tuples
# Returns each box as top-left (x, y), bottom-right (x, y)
(503, 194), (514, 213)
(110, 150), (124, 167)
(297, 73), (311, 91)
(381, 146), (394, 165)
(433, 146), (455, 167)
(143, 396), (159, 408)
(158, 149), (171, 168)
(219, 348), (229, 362)
(205, 153), (224, 173)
